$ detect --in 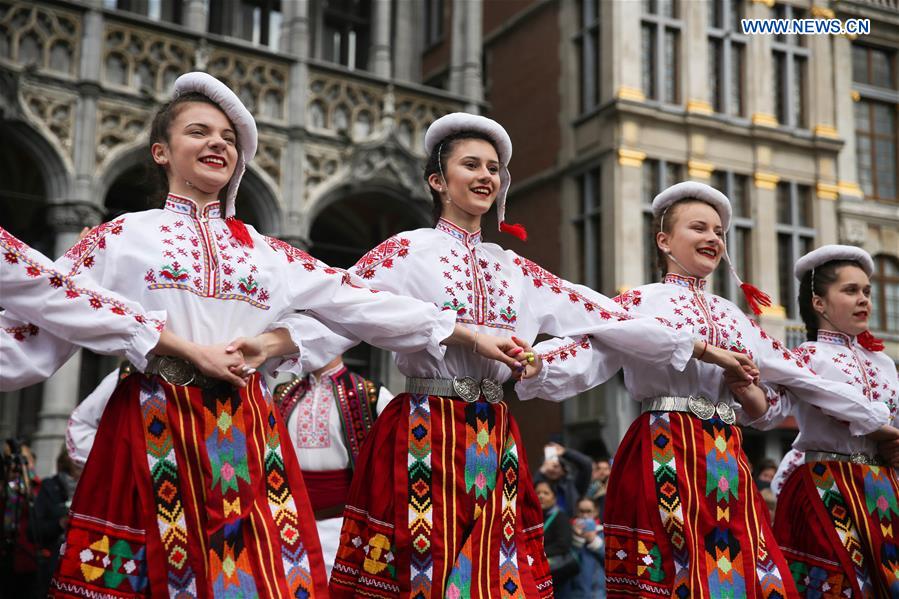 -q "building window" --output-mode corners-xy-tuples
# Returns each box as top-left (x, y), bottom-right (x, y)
(208, 0), (283, 51)
(424, 0), (444, 47)
(871, 255), (899, 333)
(708, 0), (745, 116)
(320, 0), (371, 70)
(775, 181), (815, 319)
(853, 44), (898, 201)
(642, 0), (681, 104)
(104, 0), (183, 24)
(573, 166), (602, 289)
(771, 4), (808, 128)
(576, 0), (601, 113)
(711, 172), (752, 309)
(642, 159), (684, 283)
